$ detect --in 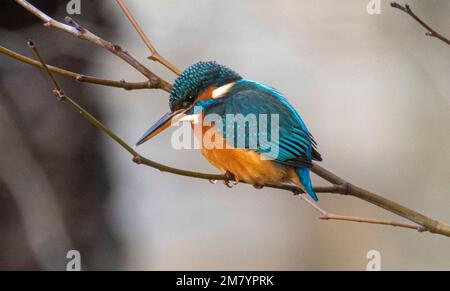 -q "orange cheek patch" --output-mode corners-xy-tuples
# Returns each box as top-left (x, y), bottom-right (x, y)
(196, 86), (217, 102)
